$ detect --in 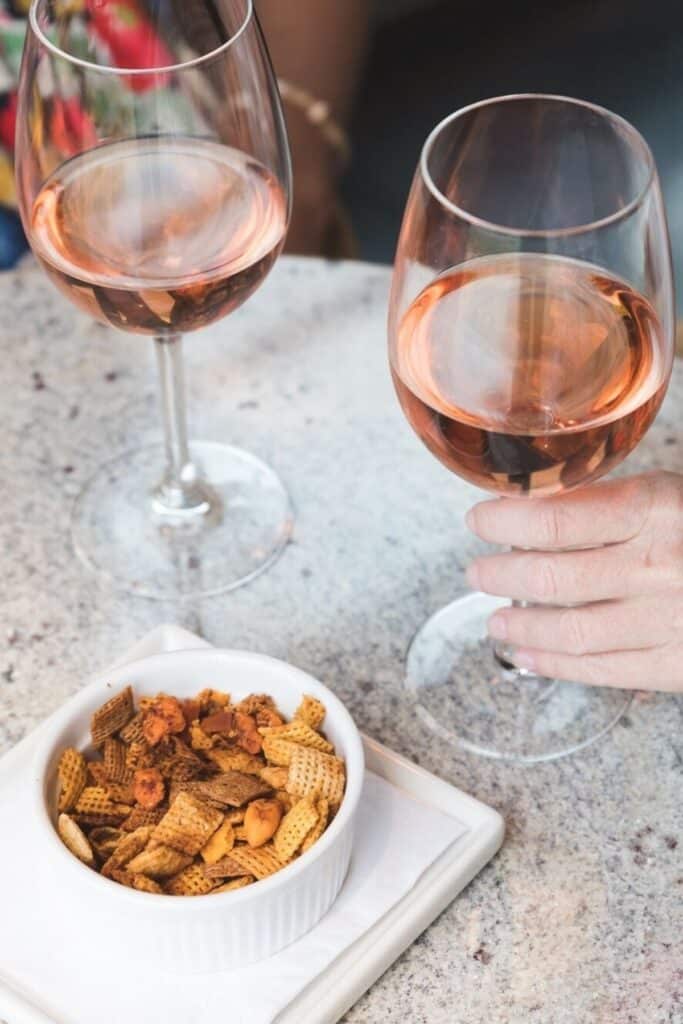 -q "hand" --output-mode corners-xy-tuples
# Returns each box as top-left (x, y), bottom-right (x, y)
(465, 471), (683, 692)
